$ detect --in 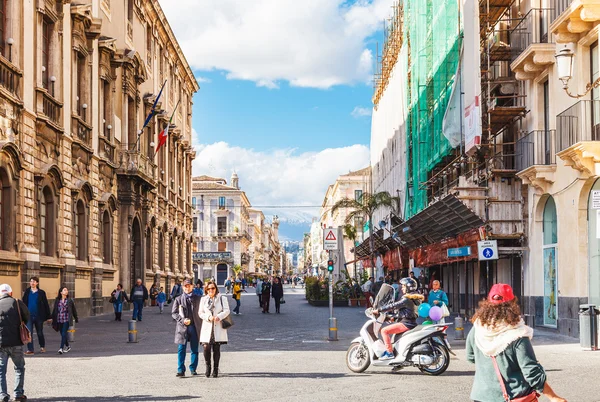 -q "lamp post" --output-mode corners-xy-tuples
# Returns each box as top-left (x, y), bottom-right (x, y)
(50, 76), (56, 97)
(555, 45), (600, 98)
(107, 124), (112, 140)
(82, 103), (88, 121)
(6, 38), (14, 62)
